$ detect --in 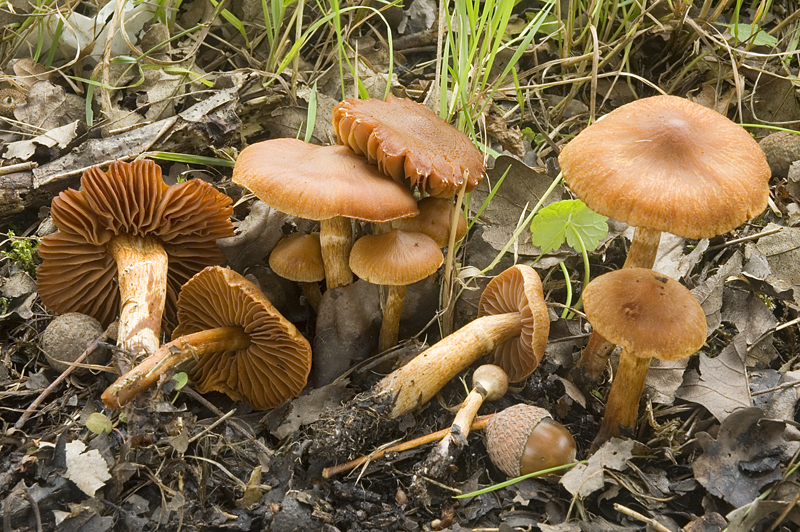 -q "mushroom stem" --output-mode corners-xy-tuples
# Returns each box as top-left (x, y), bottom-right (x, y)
(593, 349), (650, 448)
(301, 282), (323, 312)
(379, 284), (406, 352)
(376, 312), (522, 418)
(102, 325), (251, 409)
(320, 216), (354, 288)
(574, 226), (661, 384)
(623, 226), (662, 269)
(108, 233), (169, 357)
